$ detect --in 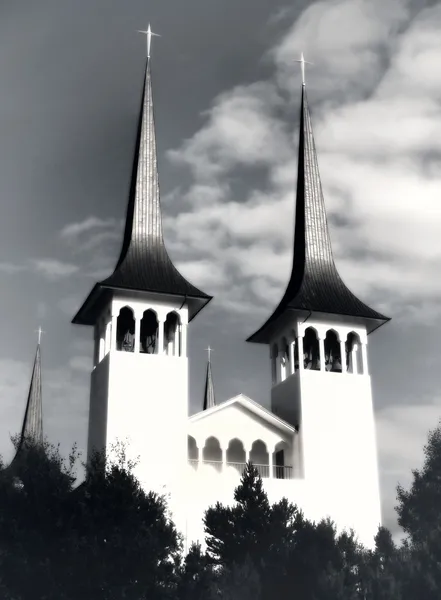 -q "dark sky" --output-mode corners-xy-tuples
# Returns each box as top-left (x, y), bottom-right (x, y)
(1, 0), (441, 540)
